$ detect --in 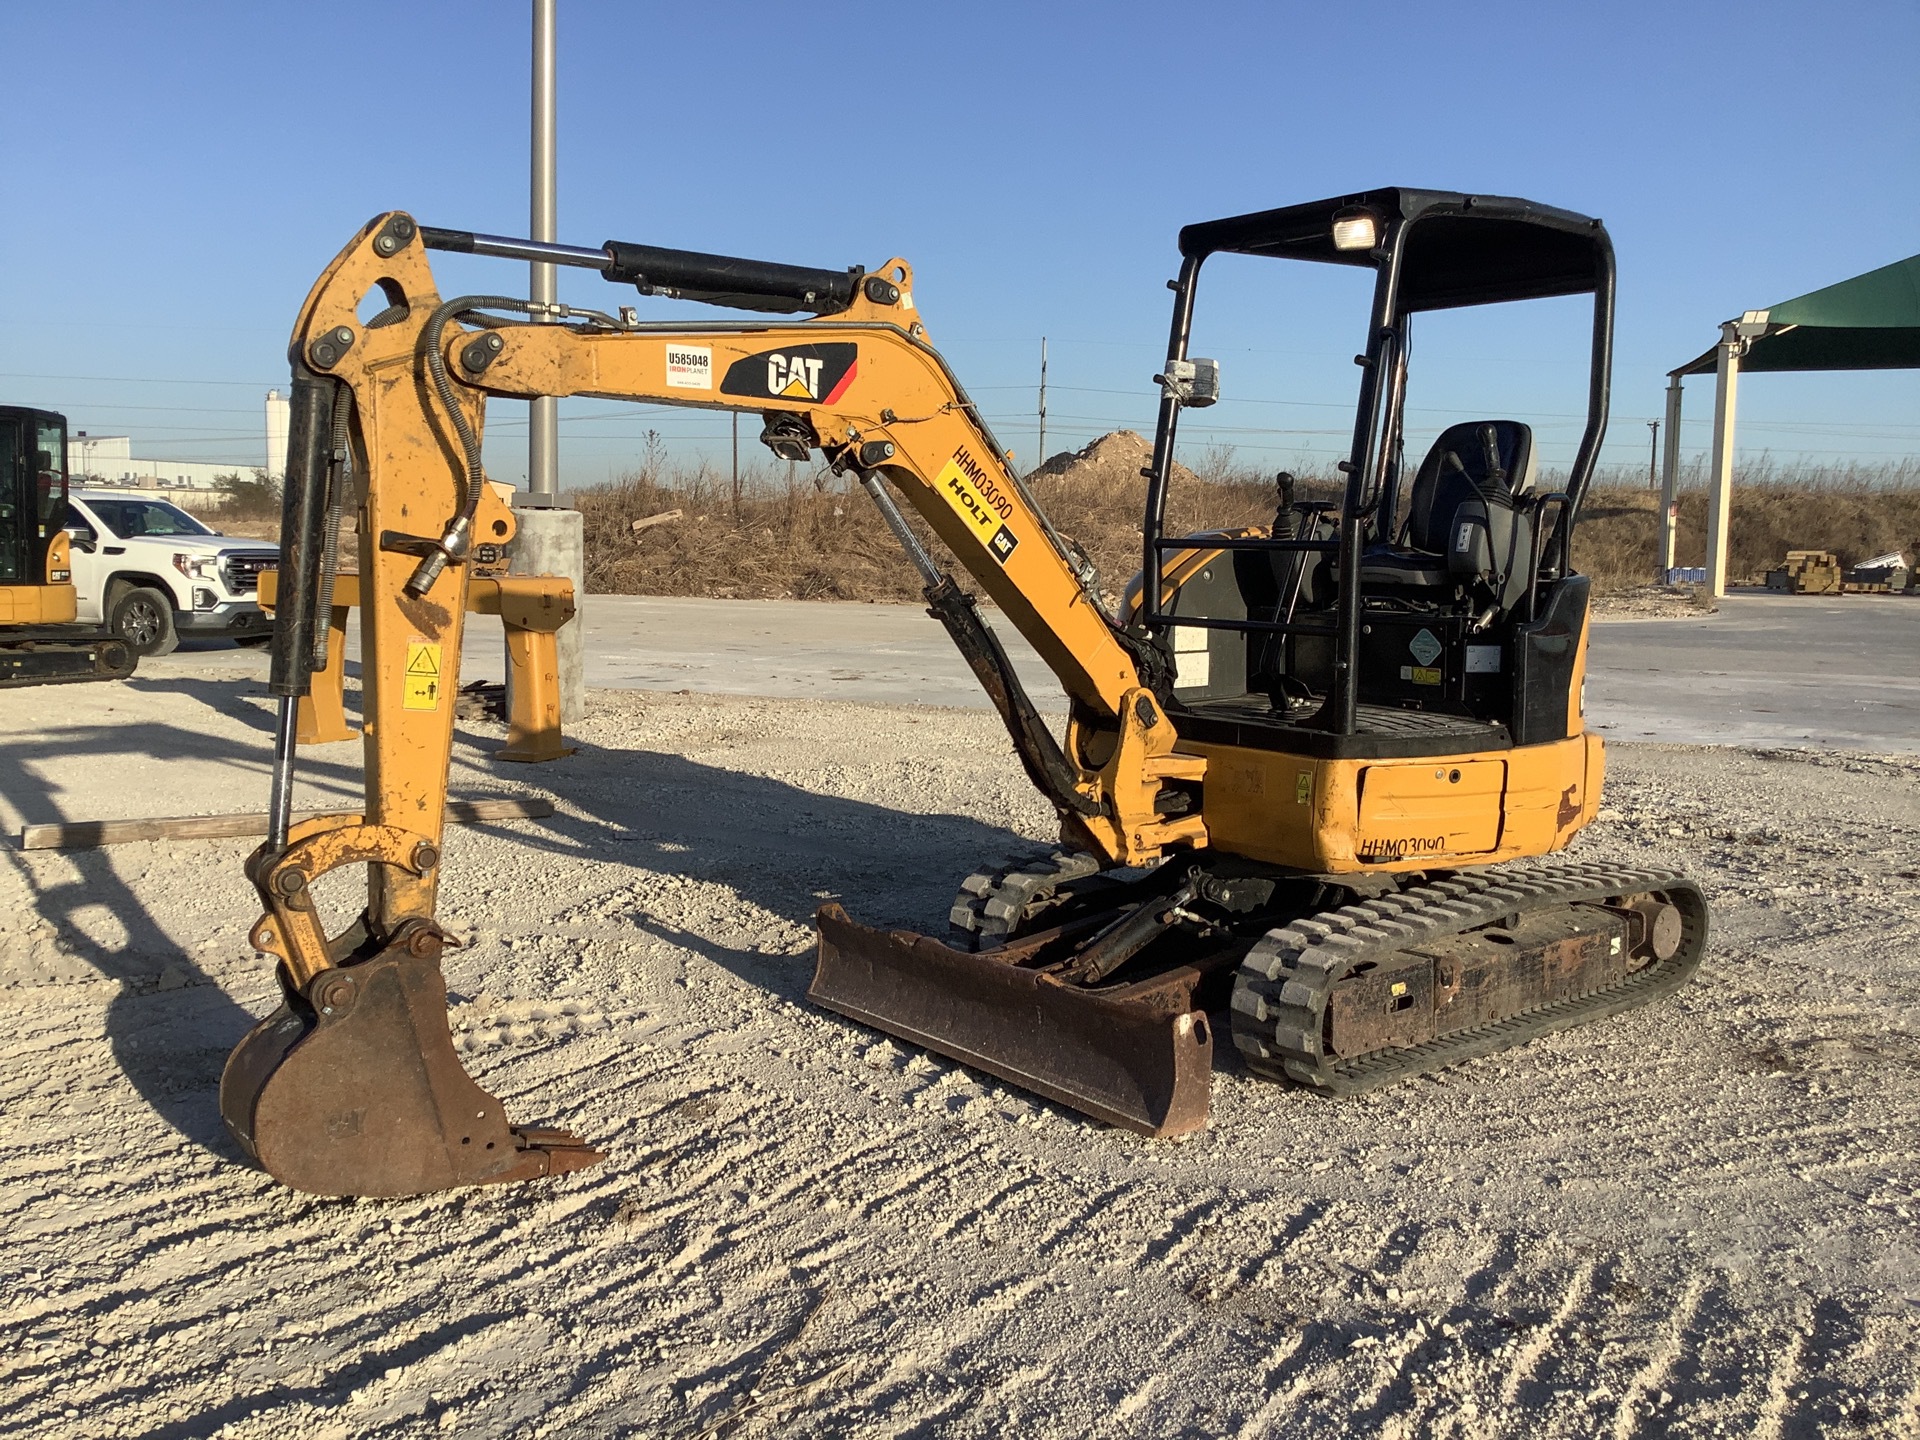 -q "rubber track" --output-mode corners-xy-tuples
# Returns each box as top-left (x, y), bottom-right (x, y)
(948, 851), (1102, 952)
(1229, 861), (1710, 1094)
